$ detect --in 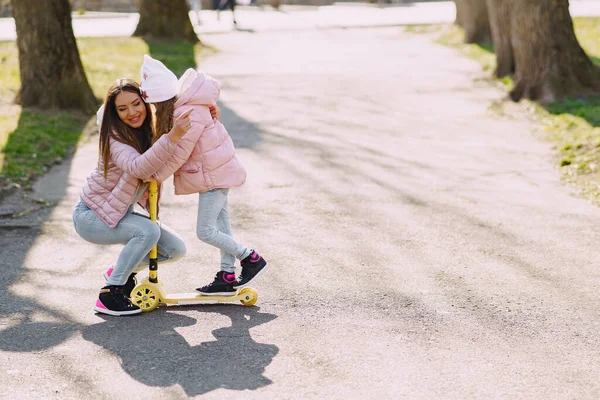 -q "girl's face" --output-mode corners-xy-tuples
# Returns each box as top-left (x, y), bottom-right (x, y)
(114, 91), (147, 129)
